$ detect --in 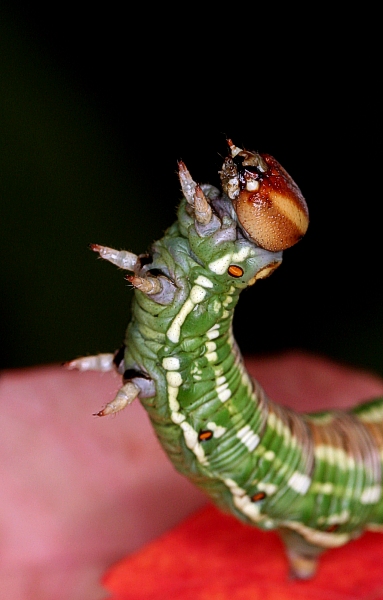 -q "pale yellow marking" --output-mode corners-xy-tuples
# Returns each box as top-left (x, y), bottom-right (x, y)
(193, 374), (202, 381)
(287, 472), (311, 495)
(207, 421), (226, 438)
(194, 275), (214, 288)
(216, 375), (226, 386)
(222, 309), (230, 319)
(222, 480), (268, 523)
(207, 328), (220, 340)
(190, 285), (207, 304)
(315, 445), (356, 469)
(267, 412), (295, 447)
(222, 286), (235, 307)
(281, 521), (351, 548)
(167, 284), (207, 343)
(237, 425), (260, 452)
(168, 386), (180, 412)
(205, 341), (217, 352)
(166, 371), (182, 387)
(206, 352), (218, 363)
(162, 357), (181, 370)
(318, 511), (350, 526)
(232, 245), (254, 262)
(180, 422), (208, 465)
(224, 478), (244, 496)
(235, 496), (263, 520)
(171, 411), (186, 424)
(361, 485), (381, 504)
(216, 381), (229, 395)
(311, 482), (334, 495)
(209, 254), (232, 274)
(327, 510), (350, 525)
(258, 482), (278, 495)
(167, 298), (194, 343)
(218, 388), (231, 402)
(212, 299), (221, 313)
(264, 450), (276, 461)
